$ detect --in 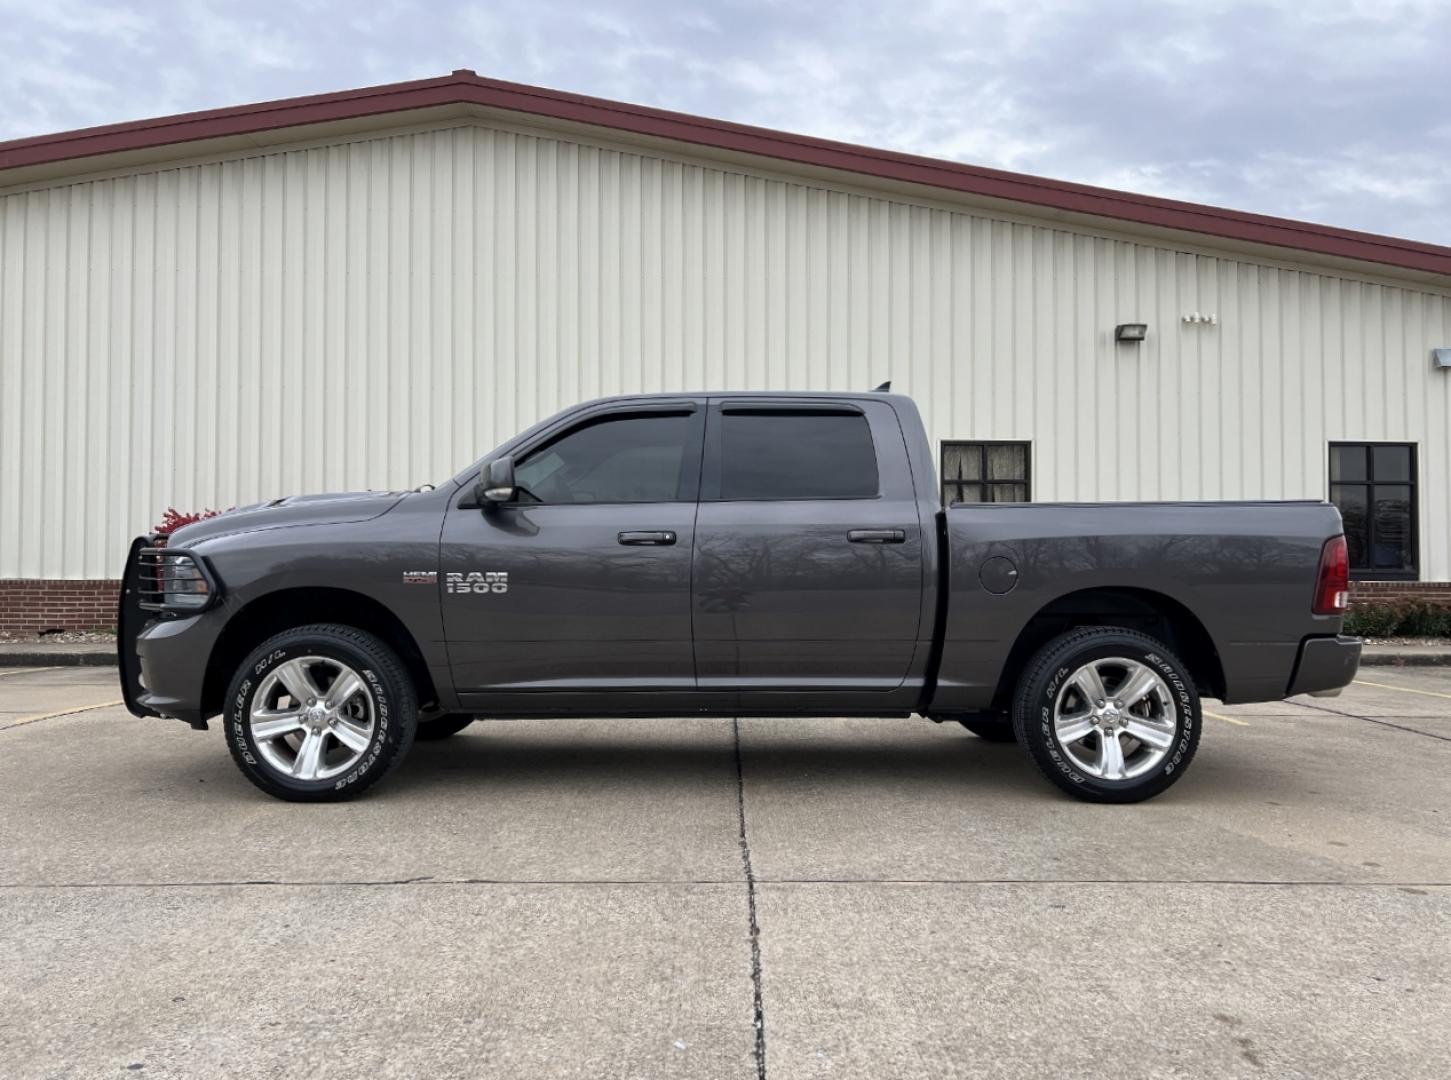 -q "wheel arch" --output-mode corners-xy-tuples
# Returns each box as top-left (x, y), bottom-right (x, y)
(990, 586), (1225, 710)
(201, 587), (438, 718)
